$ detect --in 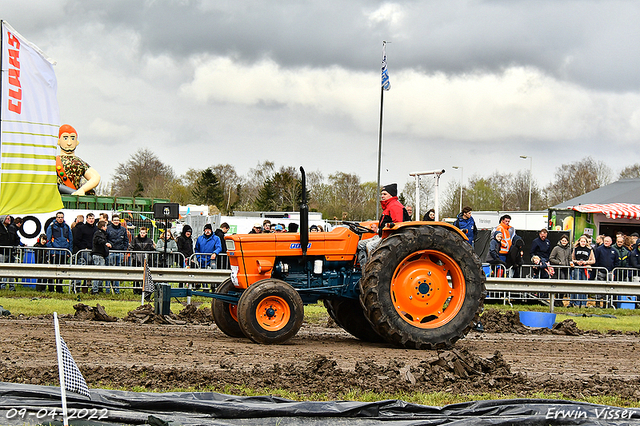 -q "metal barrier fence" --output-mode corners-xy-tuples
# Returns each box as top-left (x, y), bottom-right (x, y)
(0, 245), (225, 293)
(483, 263), (640, 310)
(187, 253), (230, 270)
(185, 253), (230, 291)
(0, 263), (229, 293)
(73, 249), (188, 269)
